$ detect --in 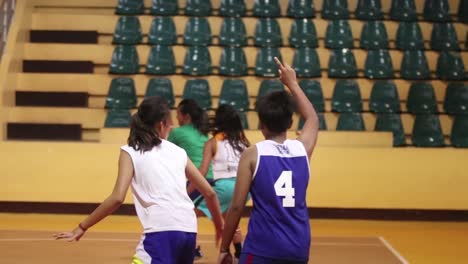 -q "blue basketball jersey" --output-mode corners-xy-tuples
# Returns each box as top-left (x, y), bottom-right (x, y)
(243, 139), (311, 261)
